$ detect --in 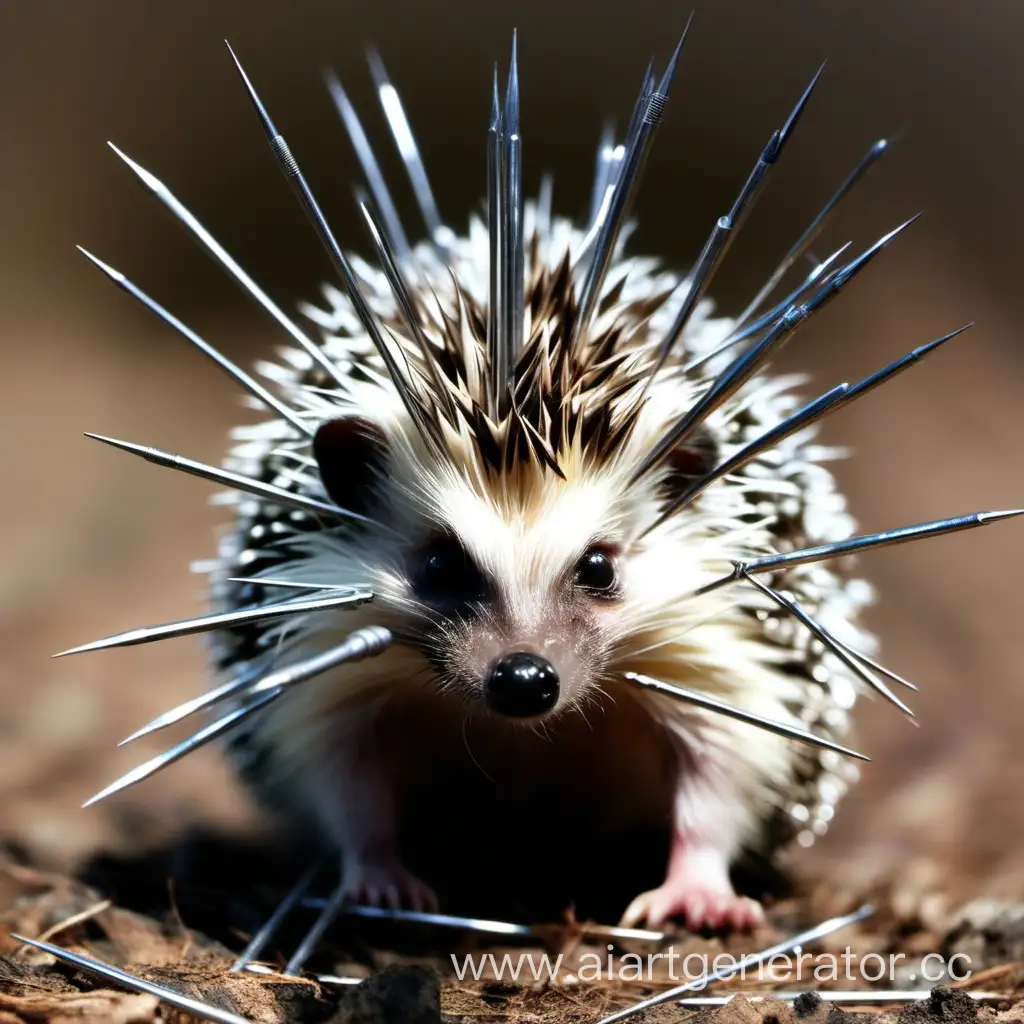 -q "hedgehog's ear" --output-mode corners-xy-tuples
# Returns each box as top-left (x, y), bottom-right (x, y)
(657, 426), (719, 506)
(313, 417), (390, 516)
